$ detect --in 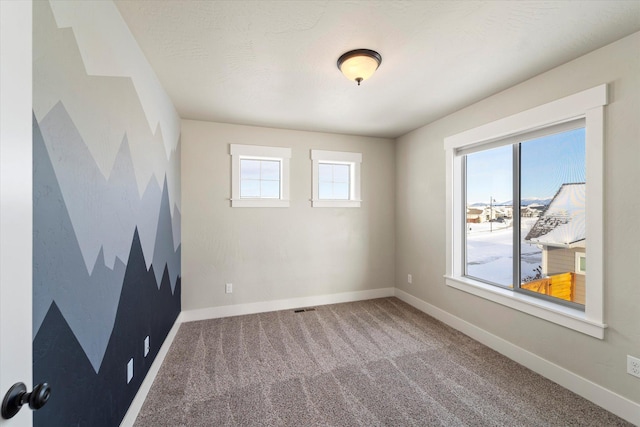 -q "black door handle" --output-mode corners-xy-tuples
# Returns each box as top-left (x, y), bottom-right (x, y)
(1, 382), (51, 419)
